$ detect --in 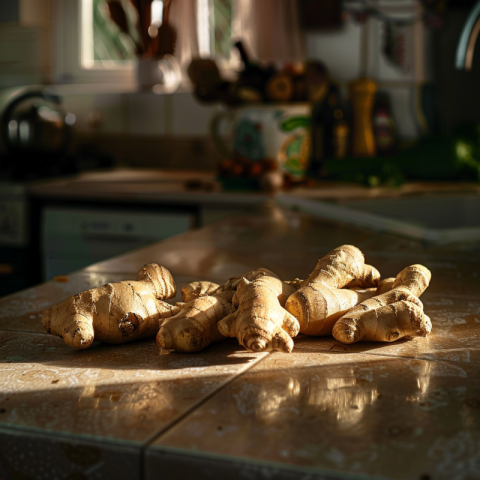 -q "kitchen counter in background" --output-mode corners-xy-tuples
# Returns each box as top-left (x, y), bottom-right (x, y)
(23, 168), (480, 285)
(28, 168), (480, 204)
(24, 169), (270, 286)
(1, 202), (480, 480)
